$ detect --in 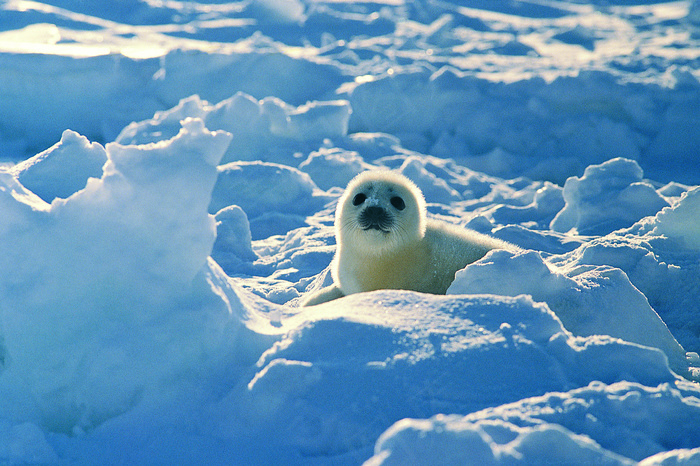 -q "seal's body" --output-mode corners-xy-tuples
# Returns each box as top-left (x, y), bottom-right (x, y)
(301, 170), (515, 306)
